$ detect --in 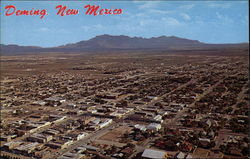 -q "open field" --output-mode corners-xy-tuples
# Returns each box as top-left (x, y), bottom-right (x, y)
(99, 125), (132, 141)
